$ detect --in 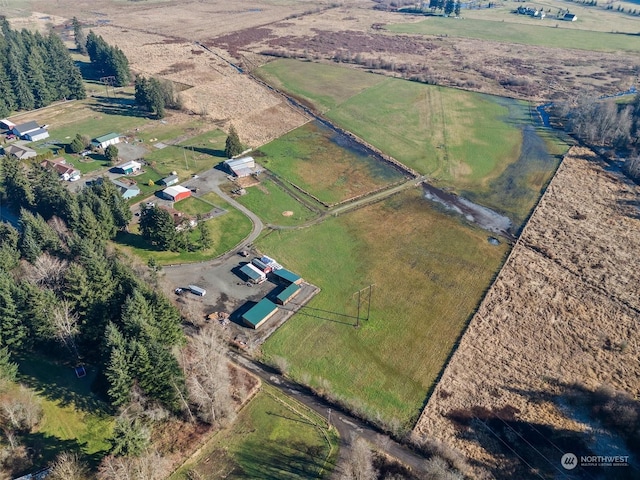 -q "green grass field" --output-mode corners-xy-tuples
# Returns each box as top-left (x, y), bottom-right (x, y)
(232, 177), (318, 226)
(173, 196), (216, 216)
(115, 193), (251, 265)
(257, 59), (386, 113)
(260, 188), (508, 427)
(256, 121), (406, 205)
(171, 385), (338, 480)
(17, 355), (113, 465)
(386, 16), (640, 52)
